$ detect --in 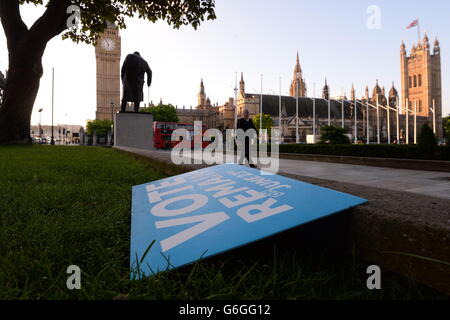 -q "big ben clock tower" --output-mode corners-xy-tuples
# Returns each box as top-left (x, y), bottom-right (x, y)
(95, 23), (121, 121)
